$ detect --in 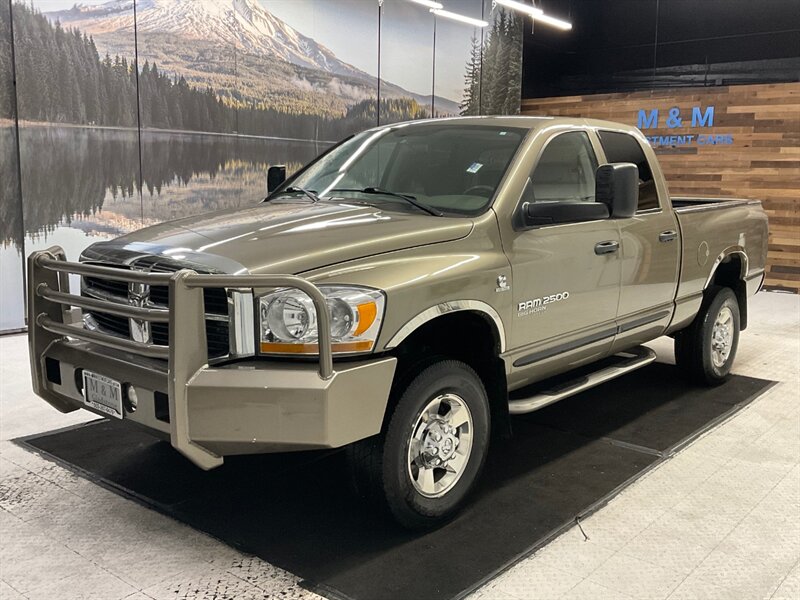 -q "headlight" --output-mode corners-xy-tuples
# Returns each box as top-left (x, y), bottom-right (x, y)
(258, 286), (385, 355)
